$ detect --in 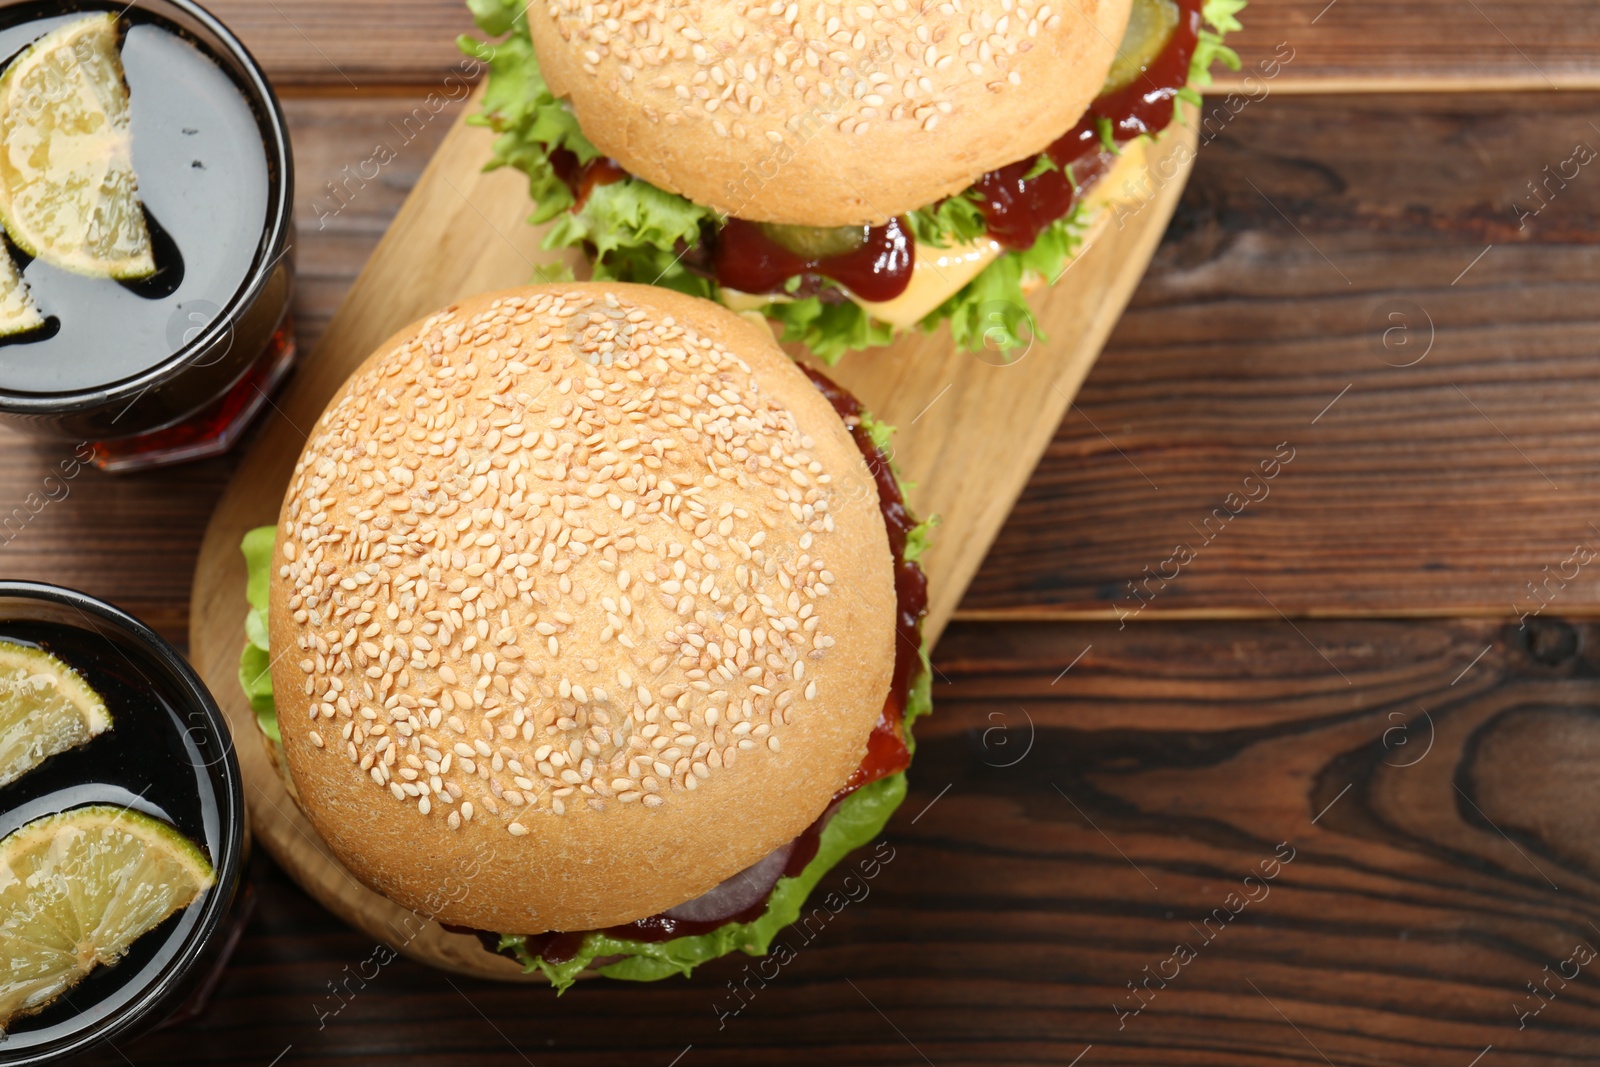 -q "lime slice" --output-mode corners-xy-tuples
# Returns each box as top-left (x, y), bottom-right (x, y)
(0, 242), (41, 336)
(0, 14), (154, 279)
(0, 805), (213, 1030)
(0, 641), (111, 788)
